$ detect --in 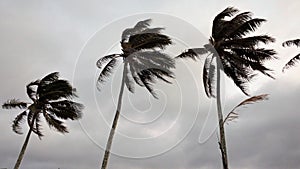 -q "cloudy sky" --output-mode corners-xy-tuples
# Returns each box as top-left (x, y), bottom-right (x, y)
(1, 0), (300, 169)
